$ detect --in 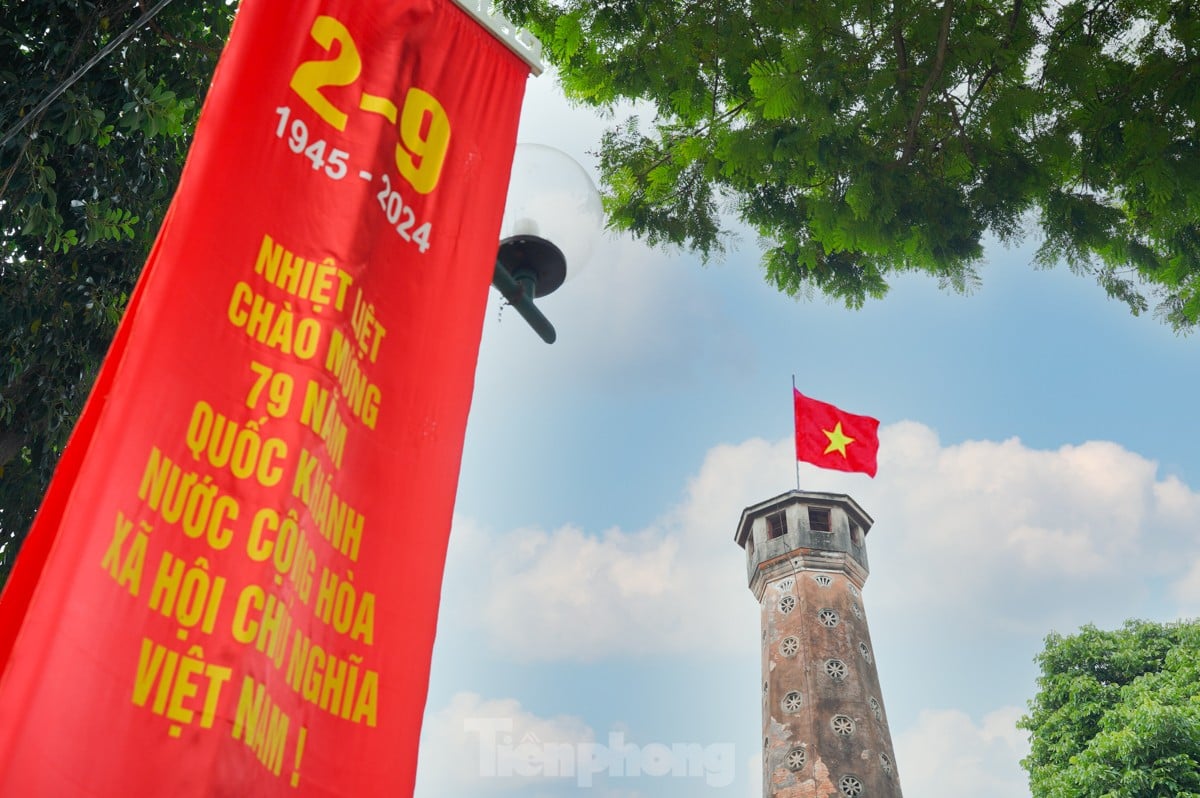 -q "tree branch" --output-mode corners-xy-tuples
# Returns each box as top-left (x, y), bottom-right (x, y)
(891, 0), (910, 87)
(0, 138), (33, 205)
(961, 0), (1024, 122)
(901, 0), (954, 162)
(627, 98), (752, 183)
(0, 431), (25, 470)
(945, 99), (978, 166)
